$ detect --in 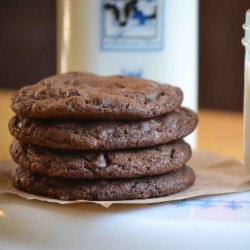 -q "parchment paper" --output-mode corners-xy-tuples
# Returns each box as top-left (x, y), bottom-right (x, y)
(1, 150), (250, 208)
